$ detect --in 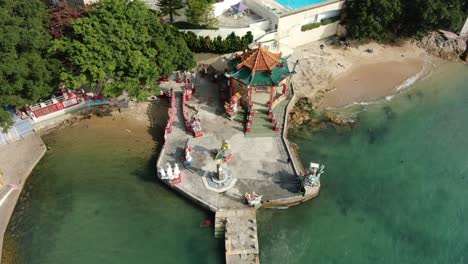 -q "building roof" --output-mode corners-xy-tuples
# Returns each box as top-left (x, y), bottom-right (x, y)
(236, 47), (282, 73)
(227, 46), (293, 87)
